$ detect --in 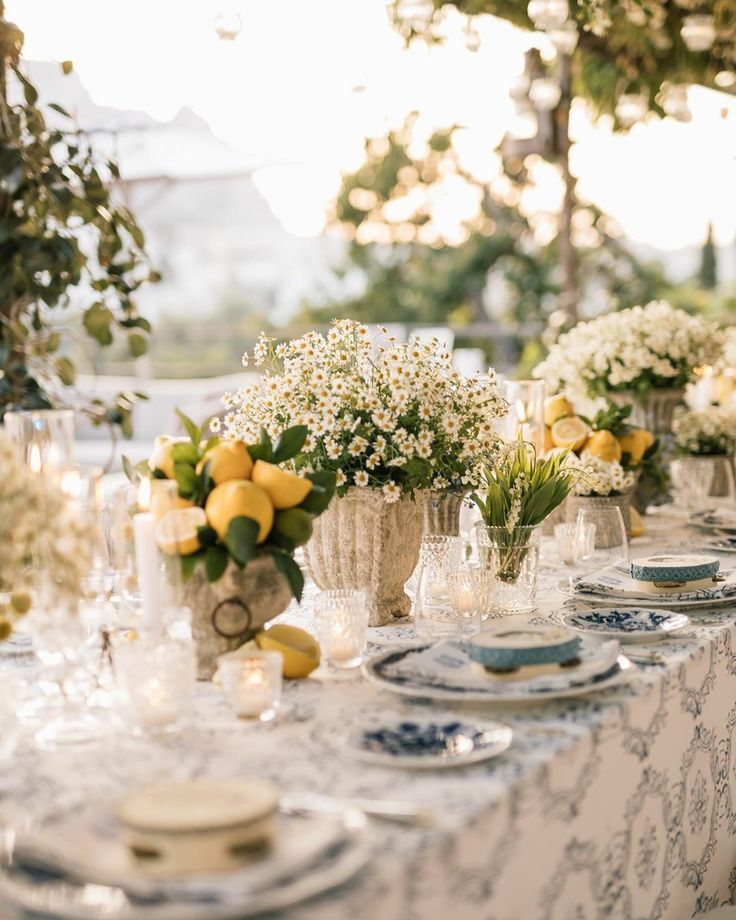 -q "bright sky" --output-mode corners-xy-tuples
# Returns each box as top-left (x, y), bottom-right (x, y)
(8, 0), (736, 249)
